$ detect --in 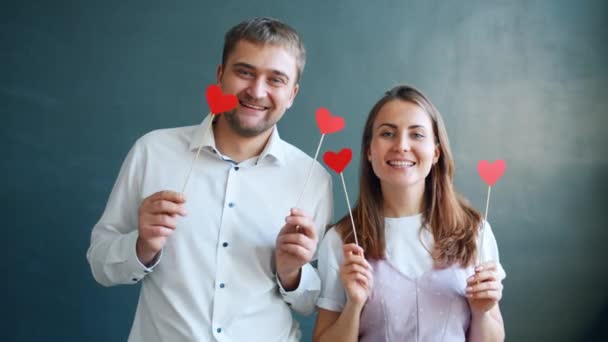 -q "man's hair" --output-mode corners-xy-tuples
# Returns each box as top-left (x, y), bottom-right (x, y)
(222, 17), (306, 83)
